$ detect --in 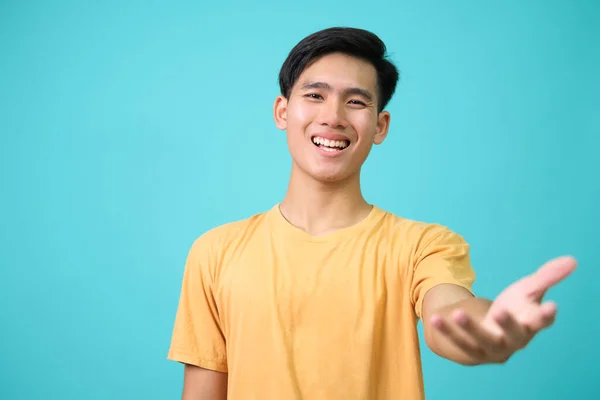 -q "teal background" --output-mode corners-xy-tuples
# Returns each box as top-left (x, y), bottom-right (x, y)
(1, 0), (598, 399)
